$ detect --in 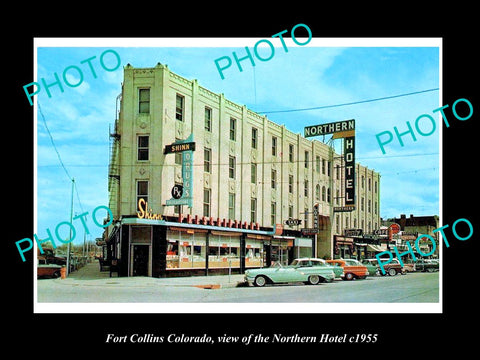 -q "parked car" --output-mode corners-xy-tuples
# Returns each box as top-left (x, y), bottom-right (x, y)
(244, 258), (336, 287)
(37, 258), (63, 279)
(317, 258), (344, 279)
(362, 258), (405, 276)
(326, 259), (369, 280)
(360, 259), (379, 276)
(415, 258), (439, 272)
